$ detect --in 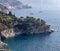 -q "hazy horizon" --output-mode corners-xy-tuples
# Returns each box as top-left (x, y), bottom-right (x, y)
(18, 0), (60, 10)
